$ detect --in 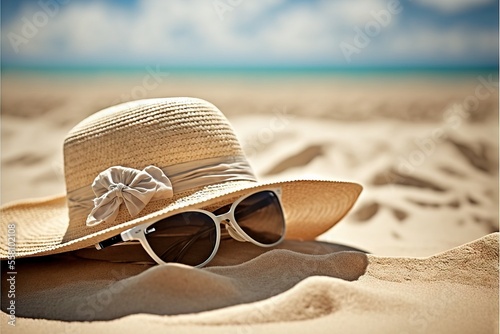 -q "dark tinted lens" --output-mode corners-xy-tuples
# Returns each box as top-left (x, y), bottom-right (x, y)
(144, 212), (217, 266)
(234, 191), (285, 244)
